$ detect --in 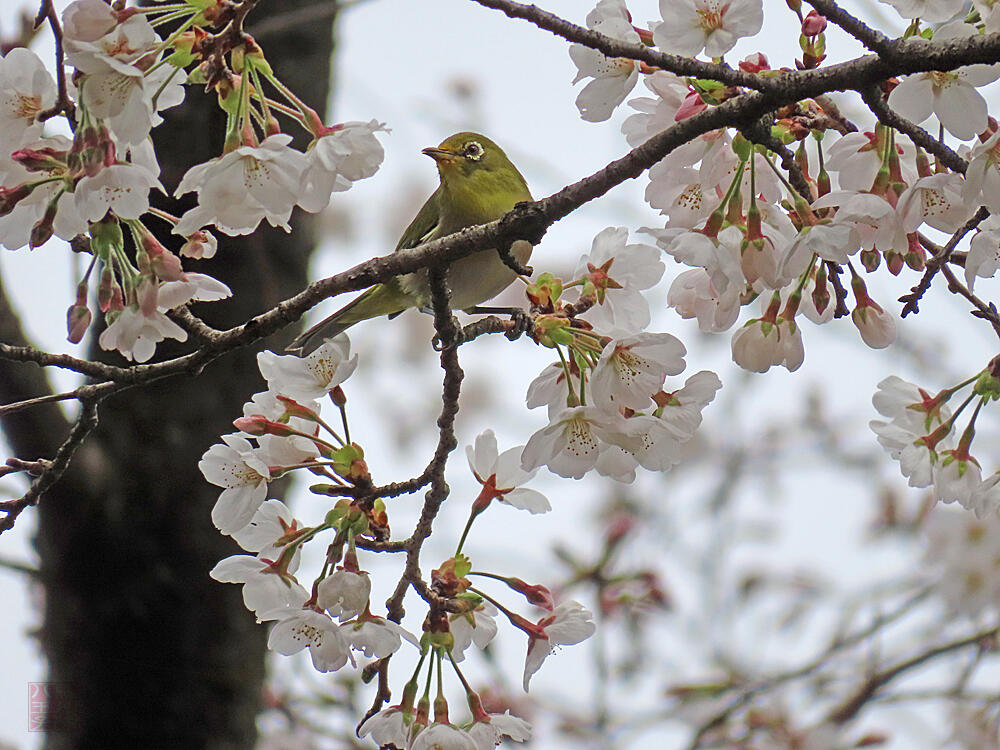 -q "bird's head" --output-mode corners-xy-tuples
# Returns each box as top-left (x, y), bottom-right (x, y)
(421, 132), (516, 181)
